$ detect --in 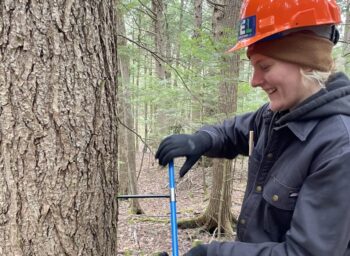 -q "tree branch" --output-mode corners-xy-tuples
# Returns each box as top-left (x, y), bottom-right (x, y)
(117, 116), (154, 156)
(117, 33), (203, 104)
(137, 0), (156, 20)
